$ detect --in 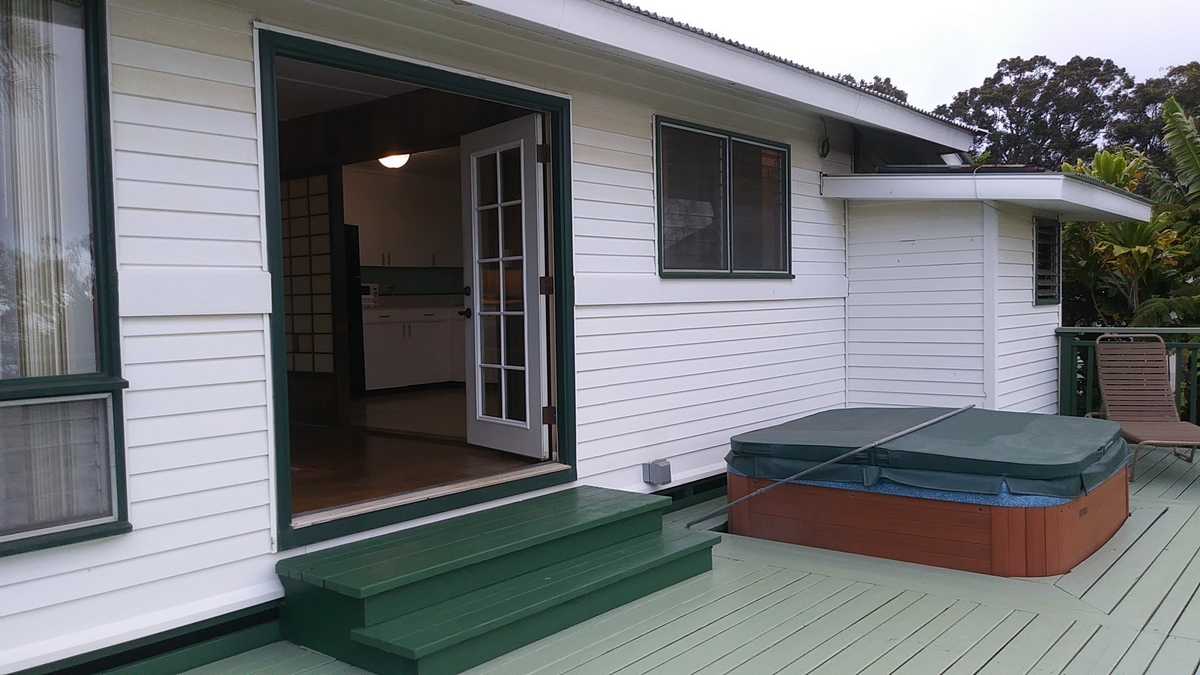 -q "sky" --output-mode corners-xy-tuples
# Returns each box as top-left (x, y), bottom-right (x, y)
(629, 0), (1198, 112)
